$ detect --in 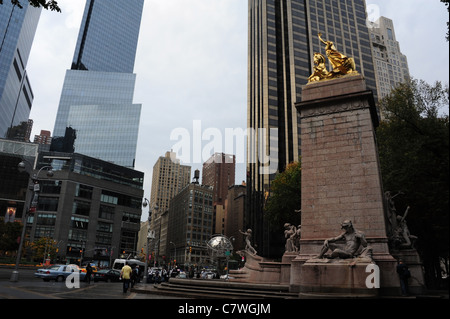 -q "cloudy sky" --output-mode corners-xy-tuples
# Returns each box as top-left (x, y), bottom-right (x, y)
(26, 1), (449, 221)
